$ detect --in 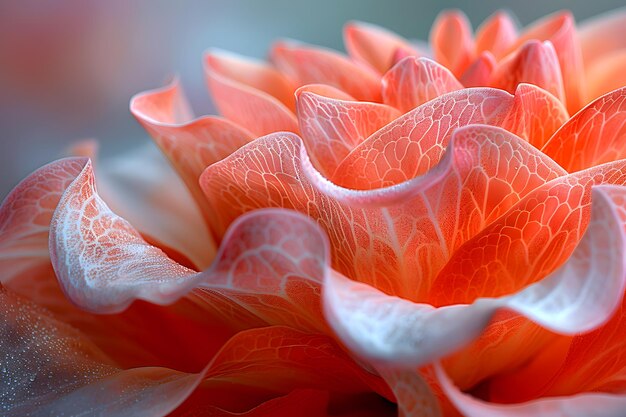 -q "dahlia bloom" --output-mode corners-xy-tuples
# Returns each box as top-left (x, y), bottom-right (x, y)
(2, 8), (626, 417)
